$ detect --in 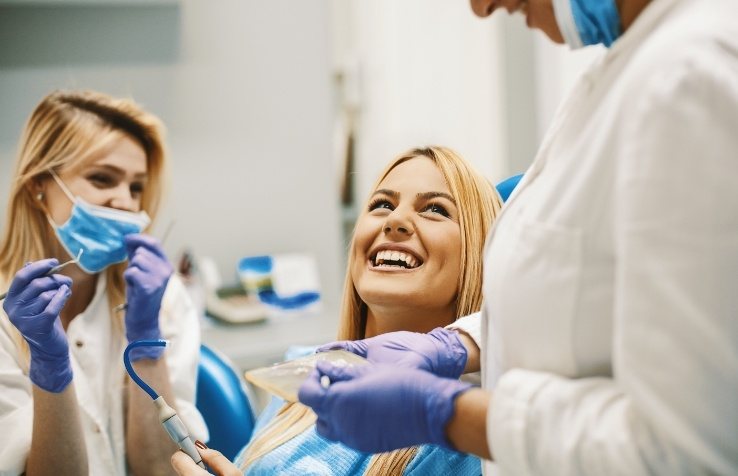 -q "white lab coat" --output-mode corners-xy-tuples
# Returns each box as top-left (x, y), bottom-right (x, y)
(0, 274), (207, 475)
(472, 0), (738, 474)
